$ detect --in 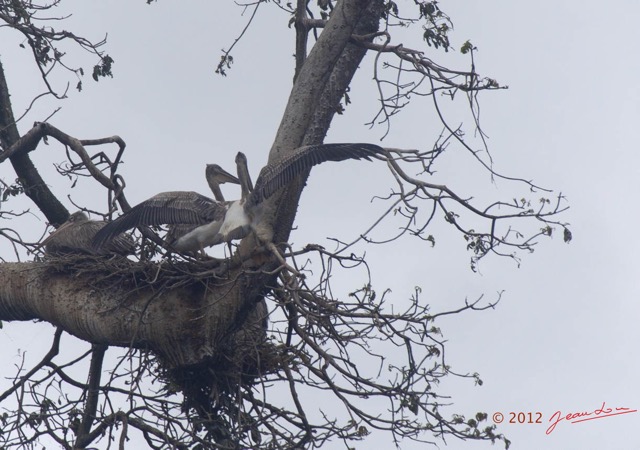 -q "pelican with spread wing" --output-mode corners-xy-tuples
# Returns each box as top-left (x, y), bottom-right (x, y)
(92, 143), (383, 254)
(163, 163), (240, 251)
